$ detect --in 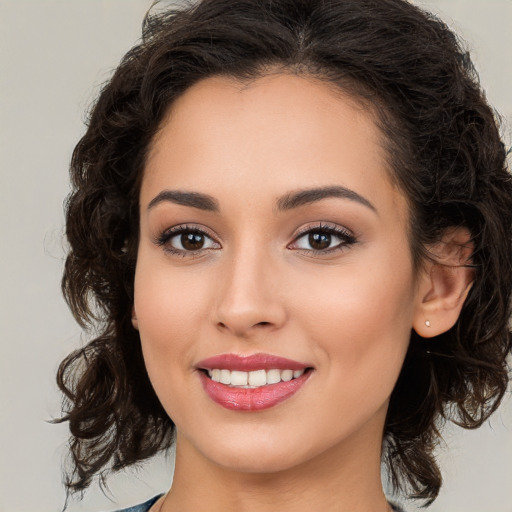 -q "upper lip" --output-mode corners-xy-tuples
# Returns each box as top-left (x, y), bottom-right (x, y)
(196, 353), (310, 372)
